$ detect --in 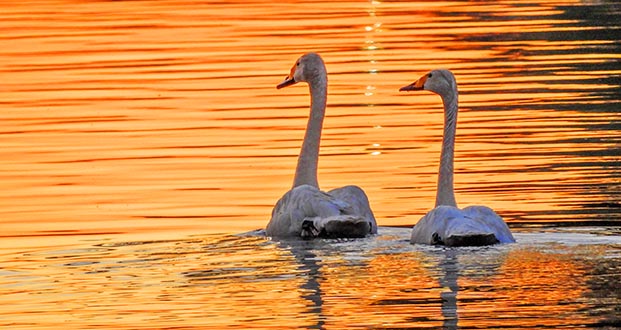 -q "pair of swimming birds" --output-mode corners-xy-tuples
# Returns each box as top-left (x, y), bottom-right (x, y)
(265, 53), (515, 247)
